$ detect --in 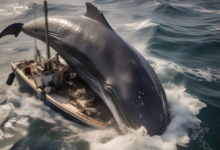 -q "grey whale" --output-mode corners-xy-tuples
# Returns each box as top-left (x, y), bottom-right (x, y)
(0, 2), (170, 135)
